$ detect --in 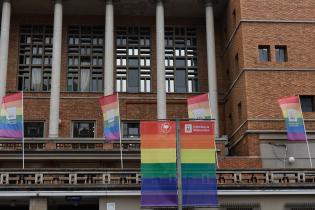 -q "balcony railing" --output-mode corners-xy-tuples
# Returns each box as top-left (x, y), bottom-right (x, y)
(0, 139), (140, 152)
(0, 169), (314, 190)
